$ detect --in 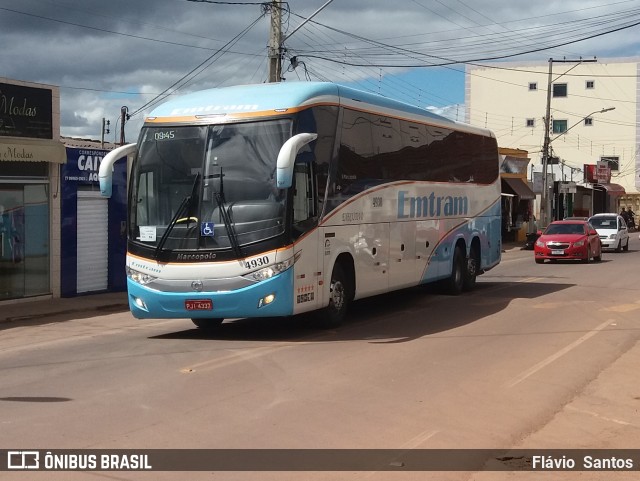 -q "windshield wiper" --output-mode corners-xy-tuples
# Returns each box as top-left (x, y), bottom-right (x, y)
(209, 167), (242, 258)
(155, 173), (200, 258)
